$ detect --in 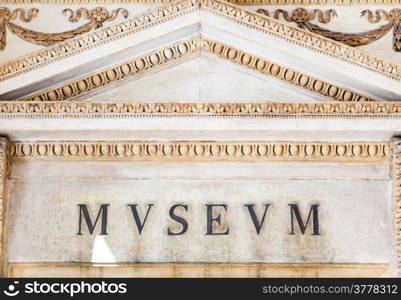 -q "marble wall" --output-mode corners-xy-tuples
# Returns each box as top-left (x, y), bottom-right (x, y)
(6, 161), (393, 270)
